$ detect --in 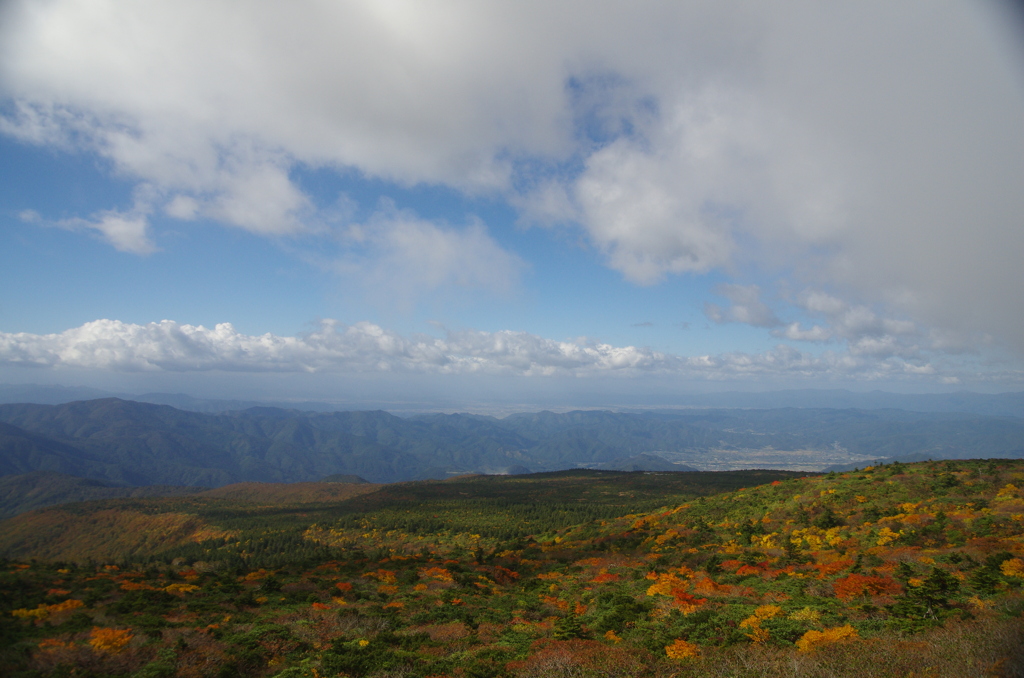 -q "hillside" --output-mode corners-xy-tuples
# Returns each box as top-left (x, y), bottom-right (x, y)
(2, 398), (1024, 487)
(0, 469), (801, 563)
(0, 472), (202, 520)
(1, 460), (1022, 677)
